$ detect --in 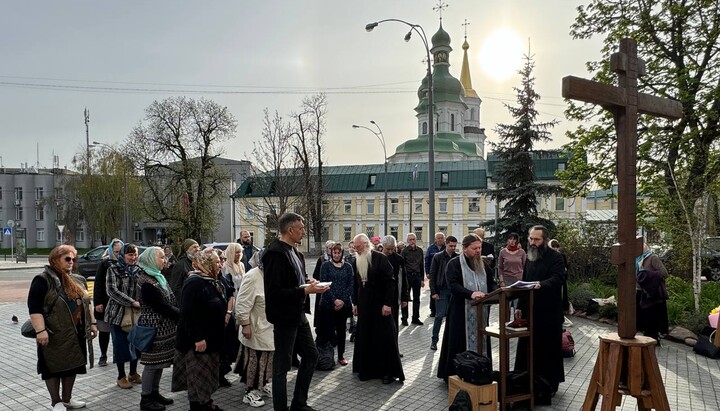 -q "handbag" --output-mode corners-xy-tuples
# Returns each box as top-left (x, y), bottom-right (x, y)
(128, 324), (156, 353)
(693, 331), (720, 359)
(120, 307), (140, 333)
(21, 319), (39, 338)
(453, 350), (493, 385)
